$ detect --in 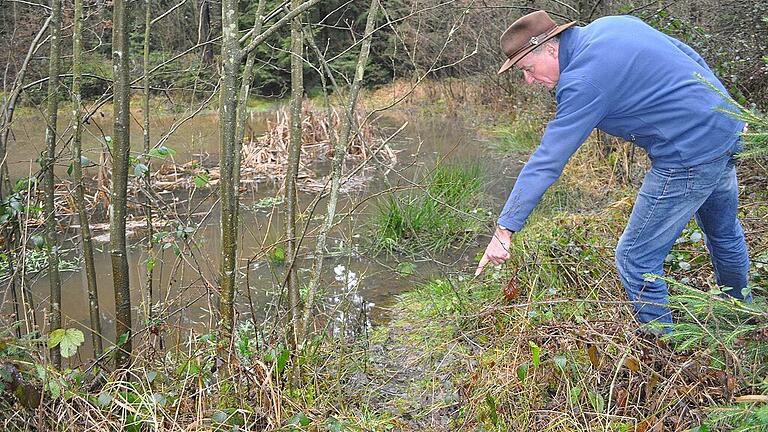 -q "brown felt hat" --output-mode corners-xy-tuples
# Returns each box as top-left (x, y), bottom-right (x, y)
(498, 10), (576, 75)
